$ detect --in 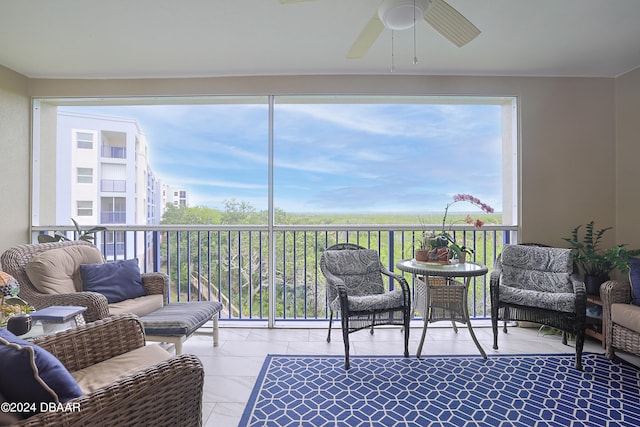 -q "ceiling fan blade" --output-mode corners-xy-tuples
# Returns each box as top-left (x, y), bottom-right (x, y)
(424, 0), (480, 47)
(347, 13), (385, 59)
